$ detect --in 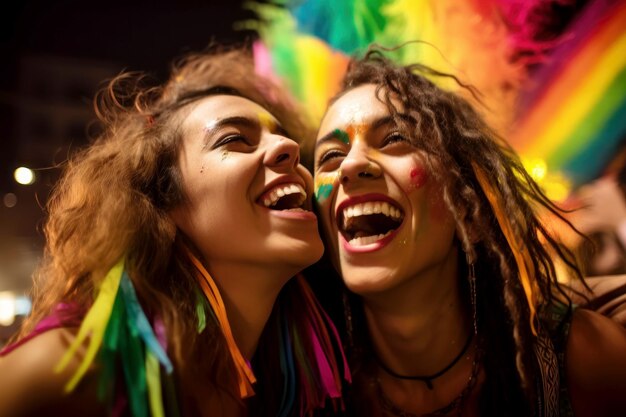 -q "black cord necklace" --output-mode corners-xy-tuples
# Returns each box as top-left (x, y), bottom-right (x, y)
(374, 331), (474, 390)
